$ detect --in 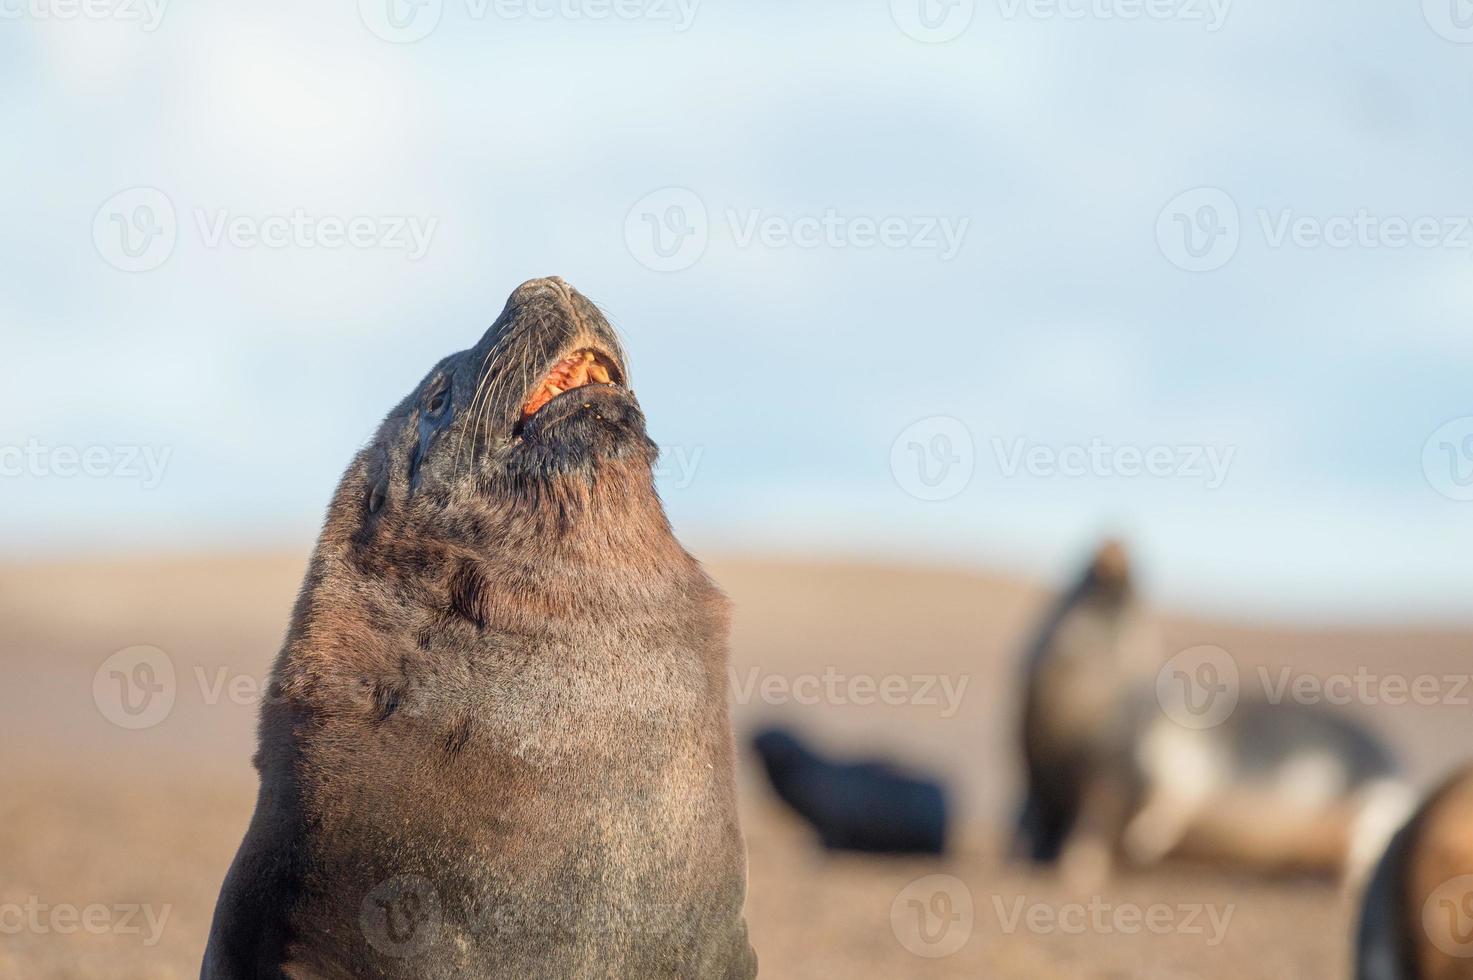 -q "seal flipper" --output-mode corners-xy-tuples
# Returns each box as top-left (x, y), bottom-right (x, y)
(1354, 816), (1415, 980)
